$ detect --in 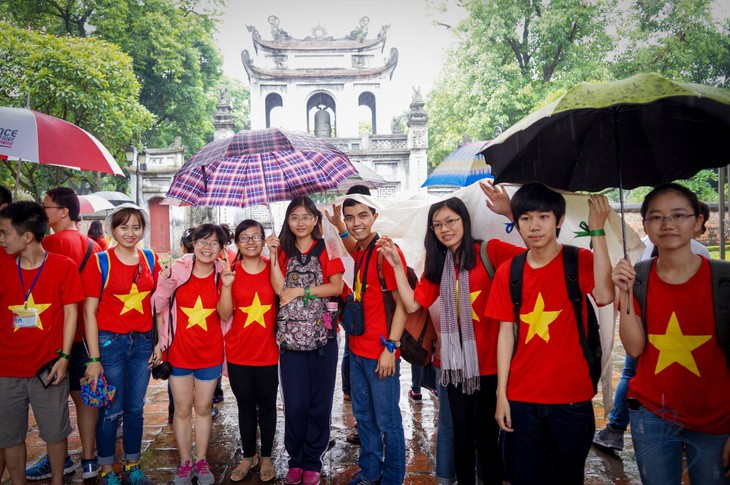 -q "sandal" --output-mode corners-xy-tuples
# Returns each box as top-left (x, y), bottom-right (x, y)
(230, 456), (258, 482)
(259, 457), (275, 483)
